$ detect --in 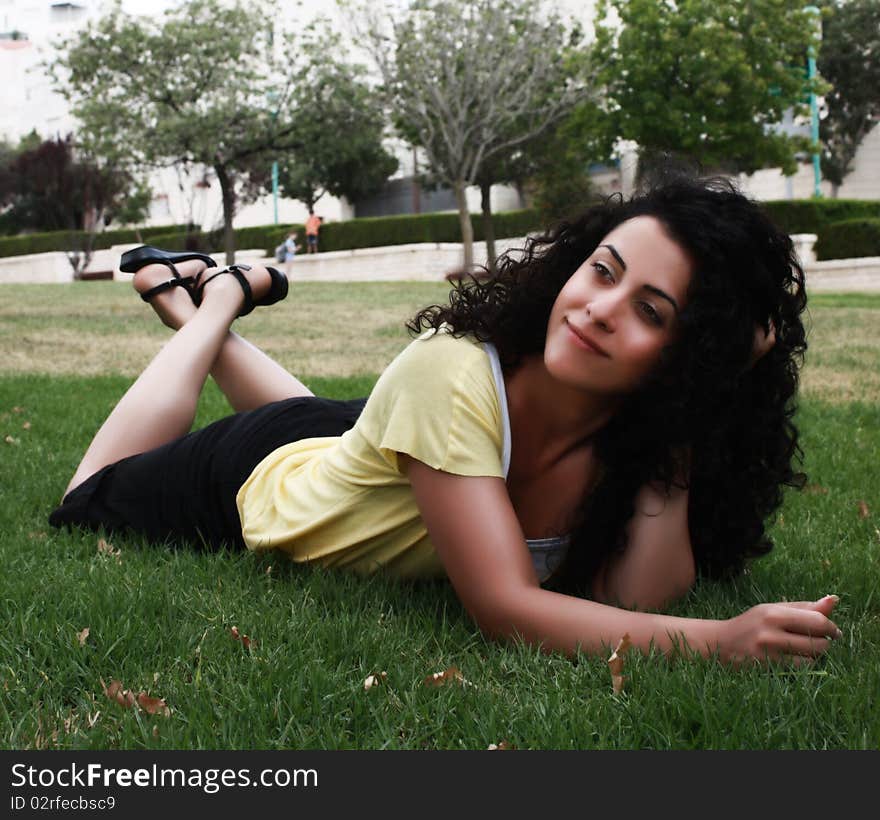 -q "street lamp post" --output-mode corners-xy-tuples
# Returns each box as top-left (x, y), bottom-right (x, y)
(805, 5), (822, 198)
(267, 90), (281, 224)
(272, 158), (279, 225)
